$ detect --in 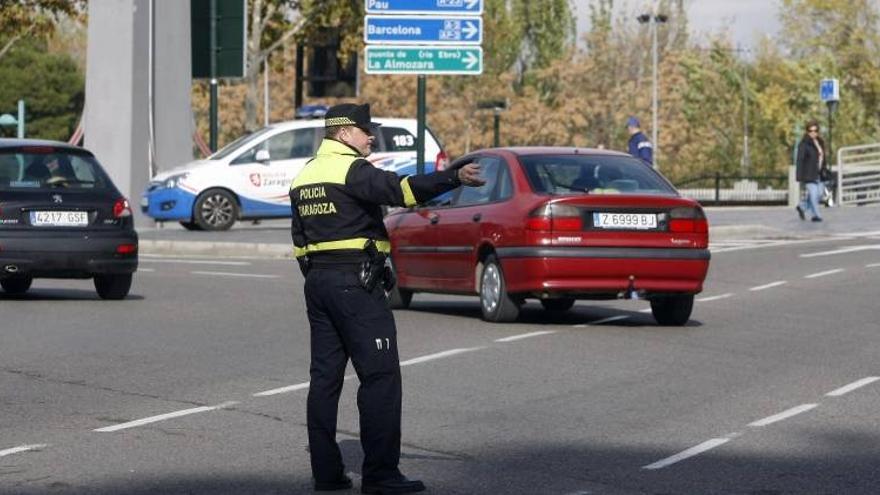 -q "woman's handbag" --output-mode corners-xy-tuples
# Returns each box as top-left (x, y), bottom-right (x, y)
(819, 166), (833, 182)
